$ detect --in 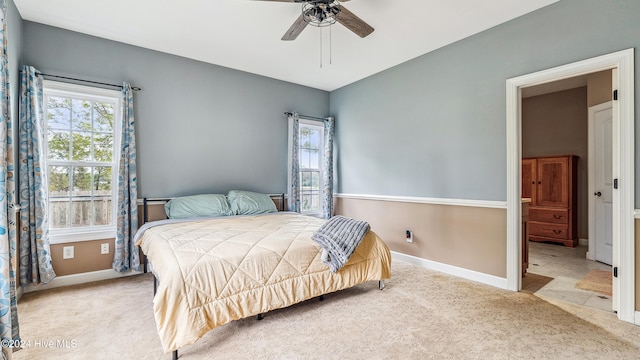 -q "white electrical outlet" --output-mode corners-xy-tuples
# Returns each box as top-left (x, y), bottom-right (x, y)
(63, 246), (74, 259)
(101, 243), (109, 255)
(405, 230), (413, 243)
